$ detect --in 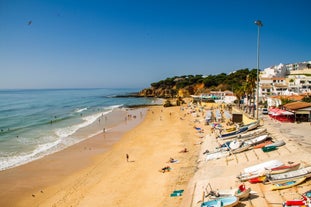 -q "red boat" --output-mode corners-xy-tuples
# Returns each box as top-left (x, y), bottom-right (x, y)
(249, 176), (266, 184)
(282, 189), (311, 206)
(269, 163), (301, 174)
(253, 140), (273, 149)
(282, 199), (308, 206)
